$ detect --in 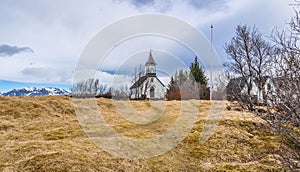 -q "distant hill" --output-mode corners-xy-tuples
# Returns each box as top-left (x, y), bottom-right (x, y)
(1, 87), (70, 96)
